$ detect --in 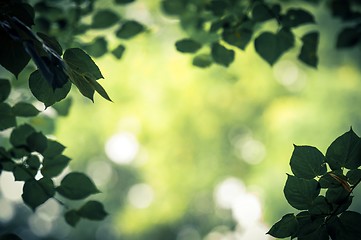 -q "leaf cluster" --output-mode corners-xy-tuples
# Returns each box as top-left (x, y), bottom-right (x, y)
(268, 129), (361, 239)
